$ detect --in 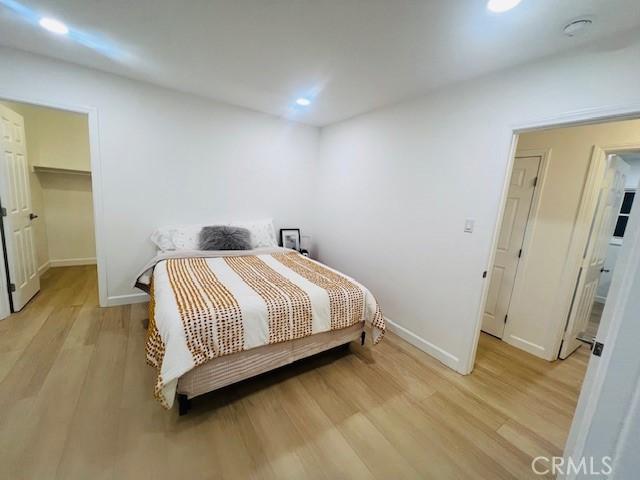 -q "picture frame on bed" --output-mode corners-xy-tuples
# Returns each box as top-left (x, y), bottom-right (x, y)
(279, 228), (301, 250)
